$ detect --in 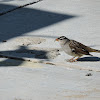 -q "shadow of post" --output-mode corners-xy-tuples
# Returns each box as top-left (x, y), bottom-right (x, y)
(0, 4), (76, 42)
